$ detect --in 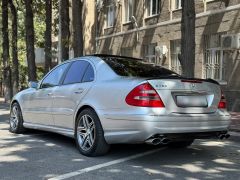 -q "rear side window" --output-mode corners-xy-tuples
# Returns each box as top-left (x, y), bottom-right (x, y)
(63, 60), (89, 85)
(82, 65), (94, 82)
(101, 57), (179, 78)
